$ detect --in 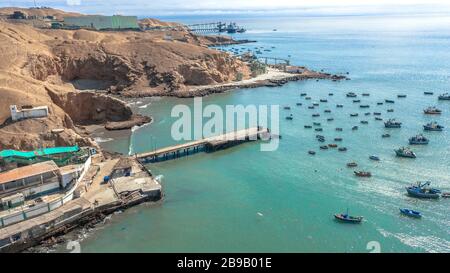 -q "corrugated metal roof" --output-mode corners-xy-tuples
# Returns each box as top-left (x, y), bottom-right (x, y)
(0, 161), (59, 185)
(0, 146), (79, 159)
(64, 15), (139, 30)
